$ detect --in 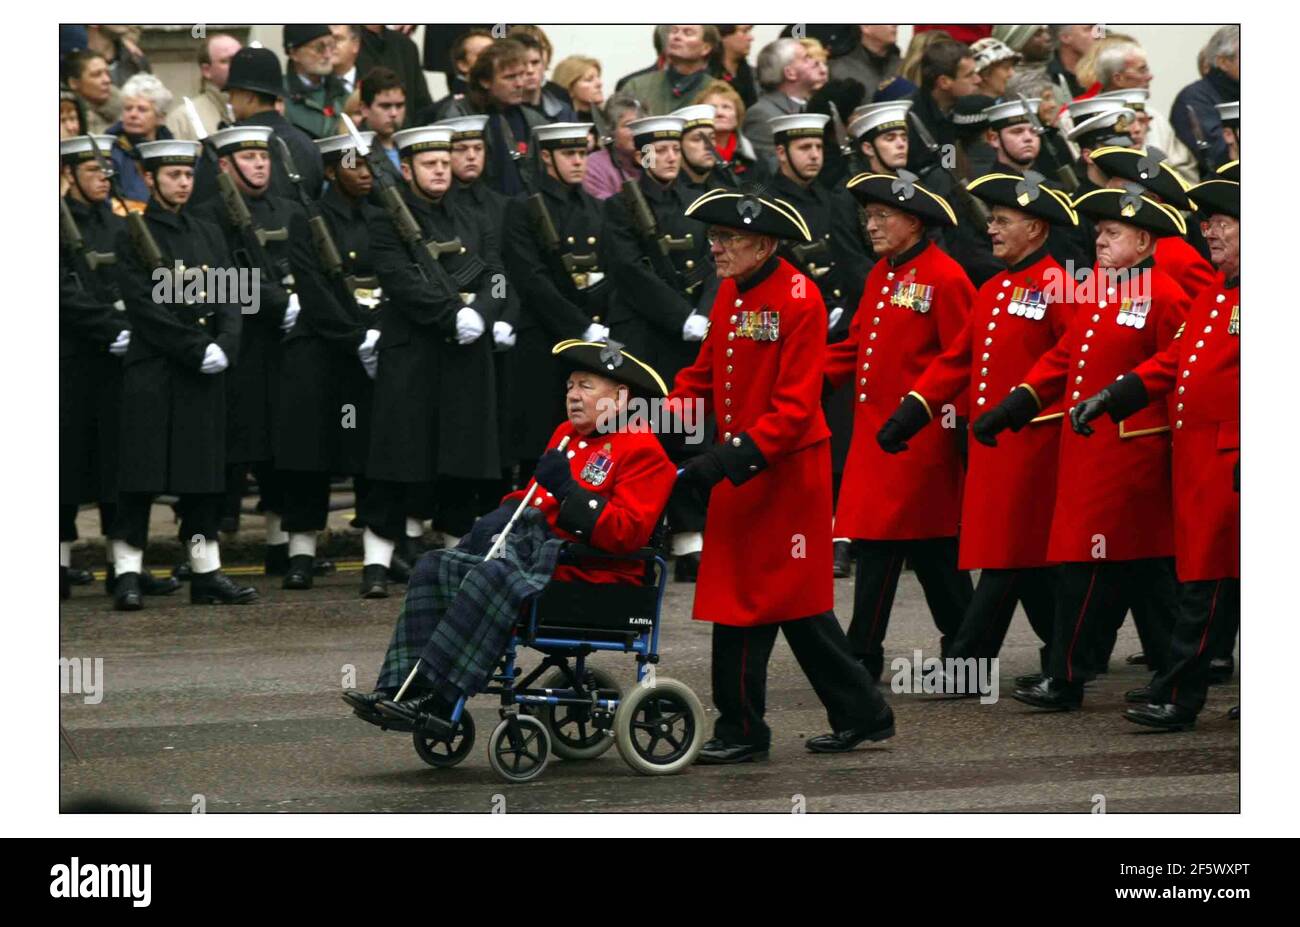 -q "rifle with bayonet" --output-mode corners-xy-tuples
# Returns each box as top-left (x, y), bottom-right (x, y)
(273, 136), (378, 303)
(704, 137), (740, 189)
(340, 114), (477, 298)
(526, 193), (607, 297)
(906, 109), (989, 224)
(621, 179), (709, 296)
(59, 195), (119, 295)
(185, 97), (290, 285)
(86, 133), (165, 271)
(1018, 93), (1079, 192)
